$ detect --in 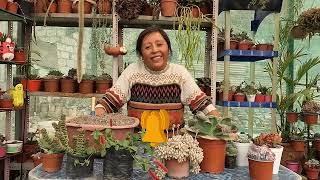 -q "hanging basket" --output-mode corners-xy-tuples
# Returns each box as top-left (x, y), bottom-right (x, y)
(303, 112), (318, 125)
(291, 26), (307, 39)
